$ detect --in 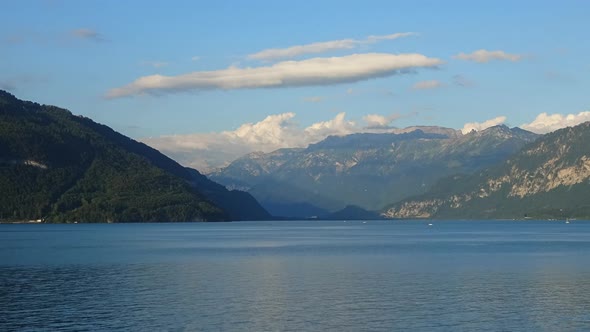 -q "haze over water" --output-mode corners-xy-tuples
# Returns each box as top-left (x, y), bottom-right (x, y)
(2, 220), (590, 331)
